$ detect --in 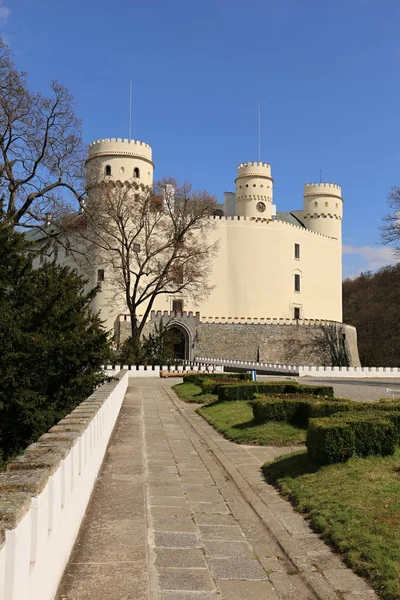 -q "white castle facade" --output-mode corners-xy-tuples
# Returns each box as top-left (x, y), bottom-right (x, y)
(34, 137), (360, 365)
